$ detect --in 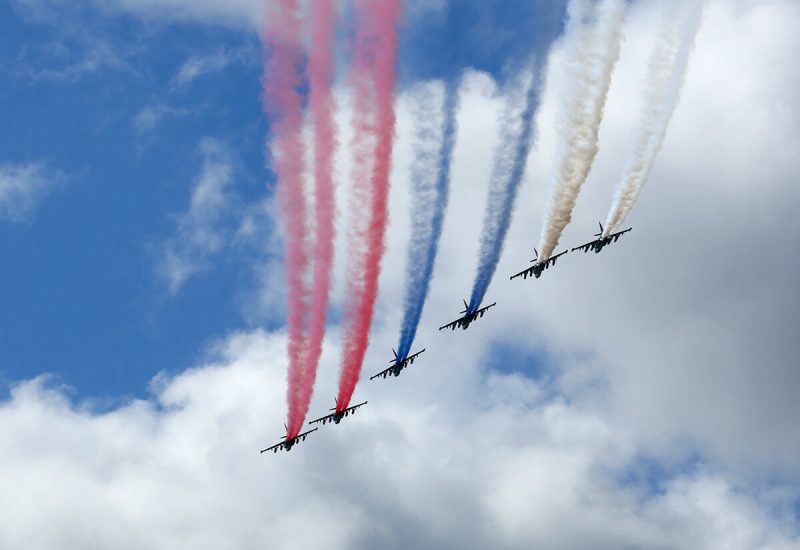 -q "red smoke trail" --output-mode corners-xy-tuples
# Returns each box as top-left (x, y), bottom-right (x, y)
(336, 0), (401, 410)
(261, 1), (310, 439)
(303, 1), (338, 414)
